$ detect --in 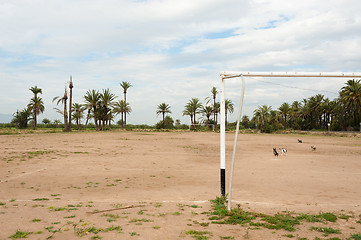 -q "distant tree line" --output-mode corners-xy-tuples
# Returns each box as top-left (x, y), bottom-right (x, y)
(11, 78), (361, 132)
